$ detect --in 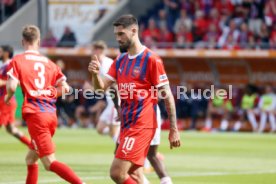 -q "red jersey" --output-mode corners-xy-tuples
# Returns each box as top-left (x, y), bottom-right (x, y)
(0, 61), (12, 101)
(0, 60), (16, 111)
(7, 50), (66, 114)
(107, 47), (169, 130)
